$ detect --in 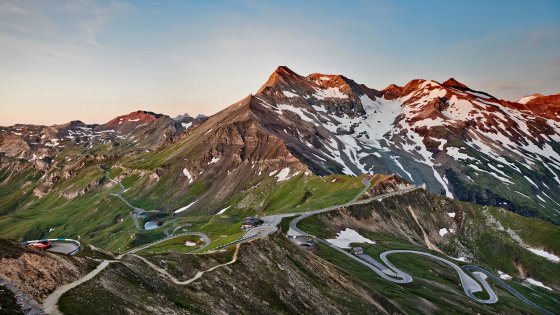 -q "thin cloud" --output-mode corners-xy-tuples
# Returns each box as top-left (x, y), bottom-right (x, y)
(0, 0), (130, 48)
(81, 14), (110, 46)
(484, 80), (542, 91)
(0, 3), (27, 15)
(453, 33), (501, 50)
(0, 33), (90, 62)
(76, 1), (130, 47)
